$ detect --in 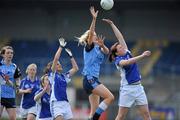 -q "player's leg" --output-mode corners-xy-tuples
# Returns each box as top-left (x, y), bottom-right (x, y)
(6, 108), (16, 120)
(135, 85), (151, 120)
(137, 105), (151, 120)
(115, 86), (135, 120)
(27, 106), (37, 120)
(91, 84), (114, 120)
(115, 107), (129, 120)
(0, 105), (4, 118)
(55, 115), (64, 120)
(89, 94), (100, 118)
(27, 113), (36, 120)
(4, 98), (16, 120)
